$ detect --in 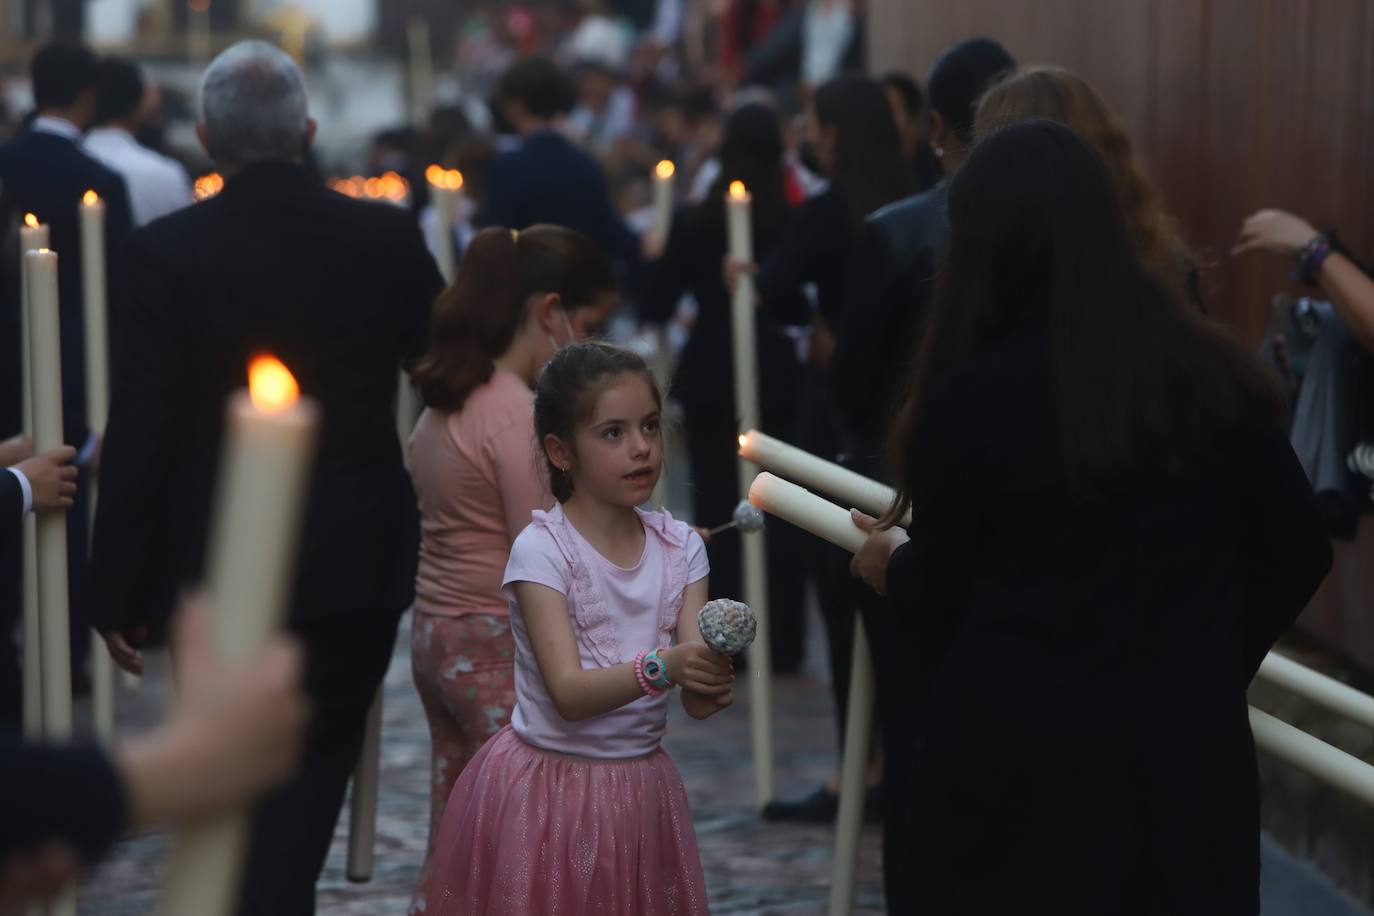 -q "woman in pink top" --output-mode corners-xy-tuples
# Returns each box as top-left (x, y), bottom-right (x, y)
(406, 225), (616, 910)
(420, 342), (734, 916)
